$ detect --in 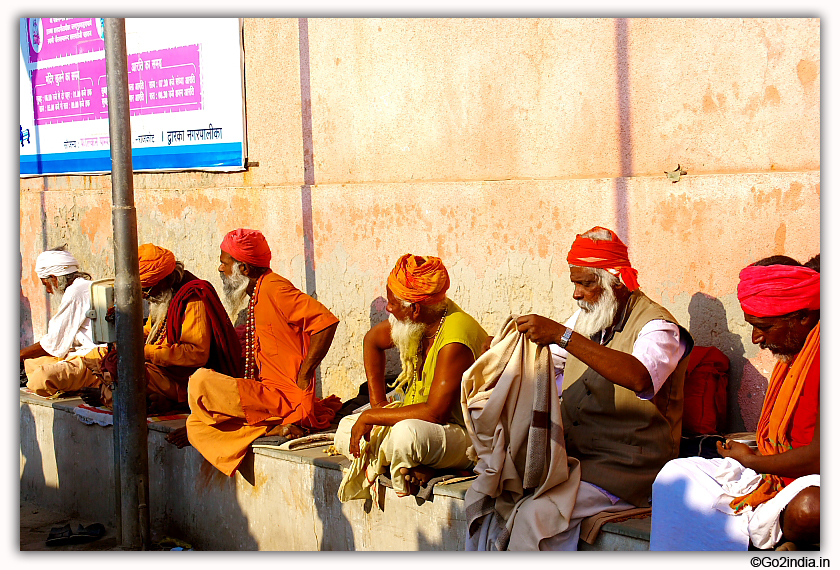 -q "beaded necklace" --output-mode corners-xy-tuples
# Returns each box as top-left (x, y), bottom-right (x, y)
(148, 315), (168, 345)
(406, 306), (448, 399)
(243, 275), (263, 380)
